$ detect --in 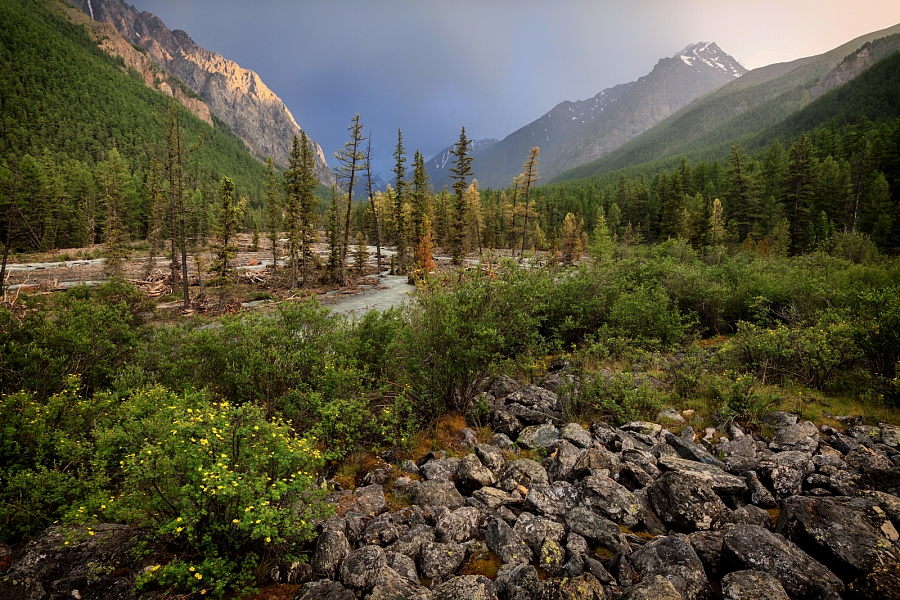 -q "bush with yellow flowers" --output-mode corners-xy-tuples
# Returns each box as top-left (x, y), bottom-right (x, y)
(94, 386), (330, 598)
